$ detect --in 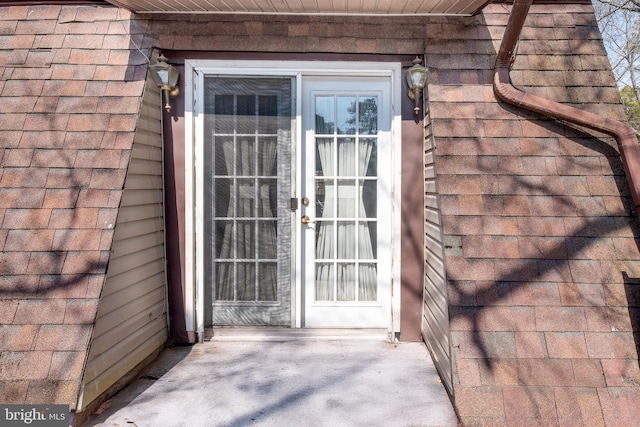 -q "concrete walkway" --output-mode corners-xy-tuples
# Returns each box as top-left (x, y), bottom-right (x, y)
(83, 331), (458, 427)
